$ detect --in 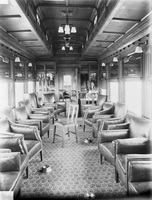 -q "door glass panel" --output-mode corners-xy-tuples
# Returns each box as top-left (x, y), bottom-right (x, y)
(110, 82), (118, 103)
(125, 81), (142, 115)
(15, 82), (24, 106)
(28, 81), (34, 93)
(0, 82), (8, 107)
